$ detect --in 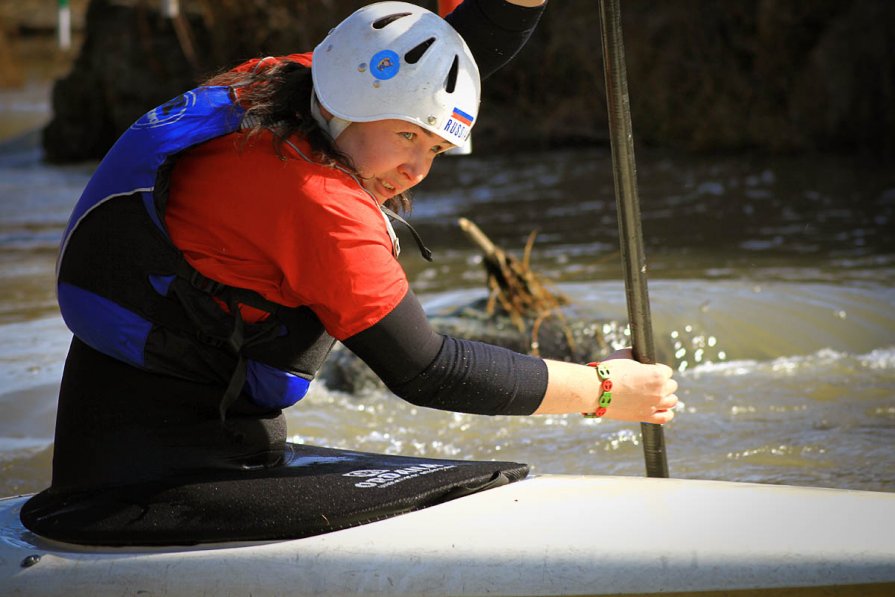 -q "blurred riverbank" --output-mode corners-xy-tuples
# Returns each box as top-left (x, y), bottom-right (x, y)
(4, 1), (894, 161)
(0, 6), (80, 142)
